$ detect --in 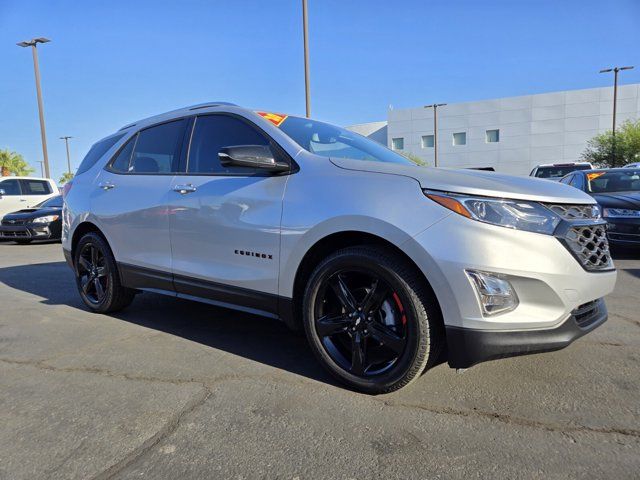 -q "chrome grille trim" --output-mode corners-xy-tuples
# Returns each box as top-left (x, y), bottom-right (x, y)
(563, 224), (612, 271)
(546, 203), (601, 220)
